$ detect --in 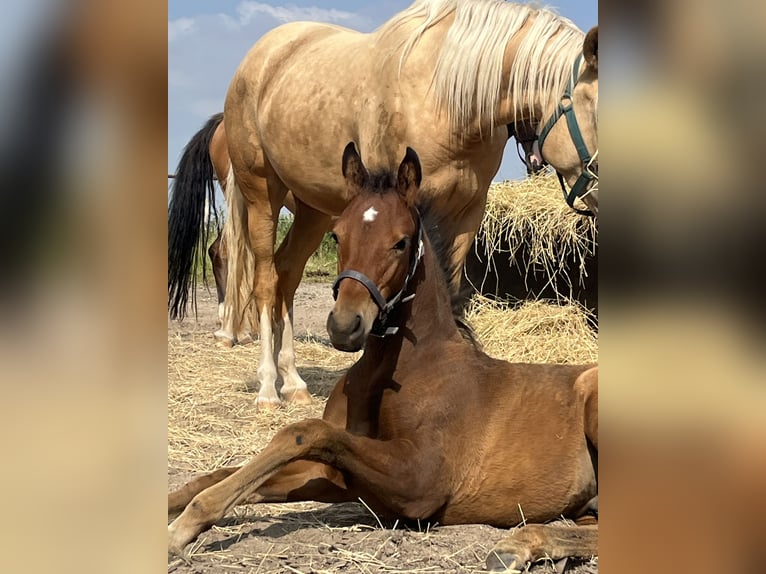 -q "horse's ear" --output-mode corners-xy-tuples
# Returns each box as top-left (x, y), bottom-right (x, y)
(397, 147), (422, 204)
(342, 142), (368, 191)
(583, 27), (597, 73)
